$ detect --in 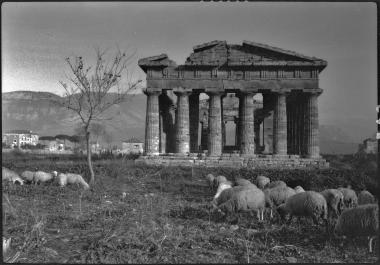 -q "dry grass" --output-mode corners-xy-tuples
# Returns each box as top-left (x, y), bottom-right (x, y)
(2, 153), (378, 263)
